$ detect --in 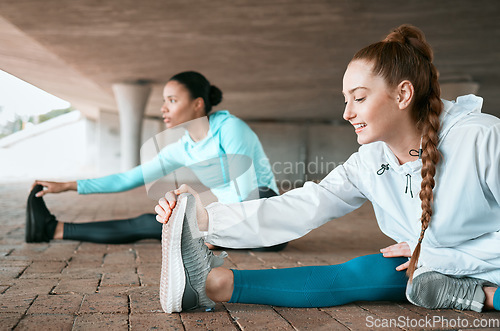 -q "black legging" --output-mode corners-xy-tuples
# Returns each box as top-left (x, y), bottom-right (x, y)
(63, 187), (284, 249)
